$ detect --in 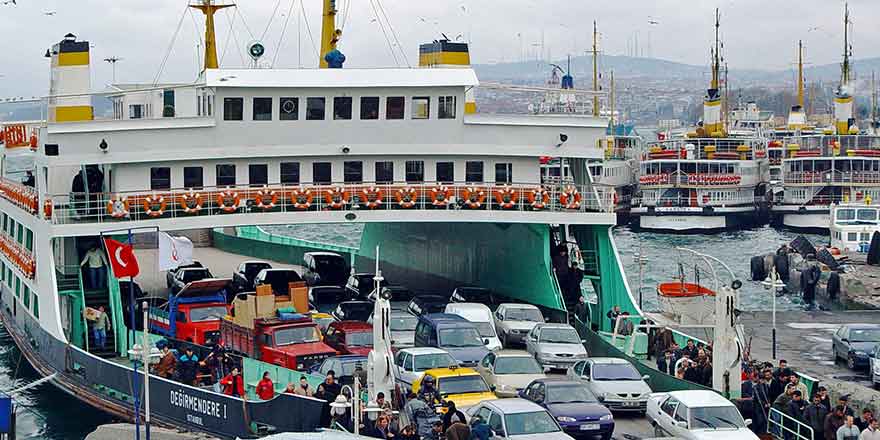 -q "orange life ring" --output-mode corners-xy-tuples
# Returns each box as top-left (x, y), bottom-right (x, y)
(180, 191), (203, 214)
(254, 188), (278, 210)
(324, 187), (350, 210)
(143, 194), (167, 218)
(216, 190), (240, 213)
(43, 198), (52, 220)
(462, 187), (486, 209)
(430, 186), (453, 207)
(106, 196), (130, 219)
(493, 186), (518, 209)
(291, 187), (314, 210)
(359, 187), (383, 209)
(559, 186), (582, 210)
(528, 188), (550, 210)
(395, 187), (418, 208)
